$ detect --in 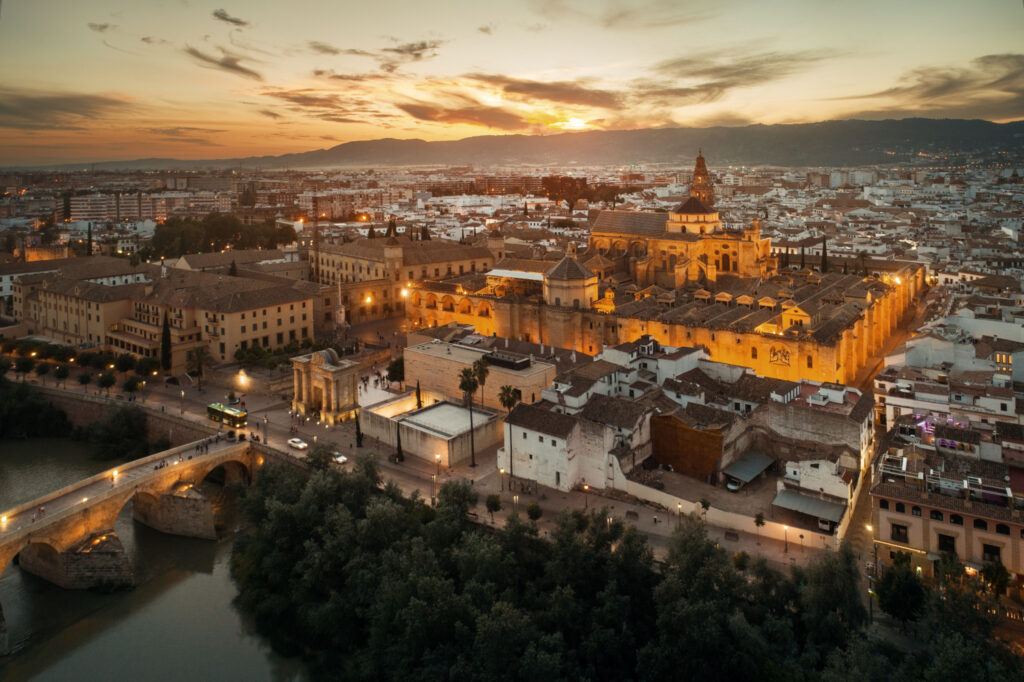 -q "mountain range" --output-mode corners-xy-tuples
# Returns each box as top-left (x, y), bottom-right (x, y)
(13, 118), (1024, 171)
